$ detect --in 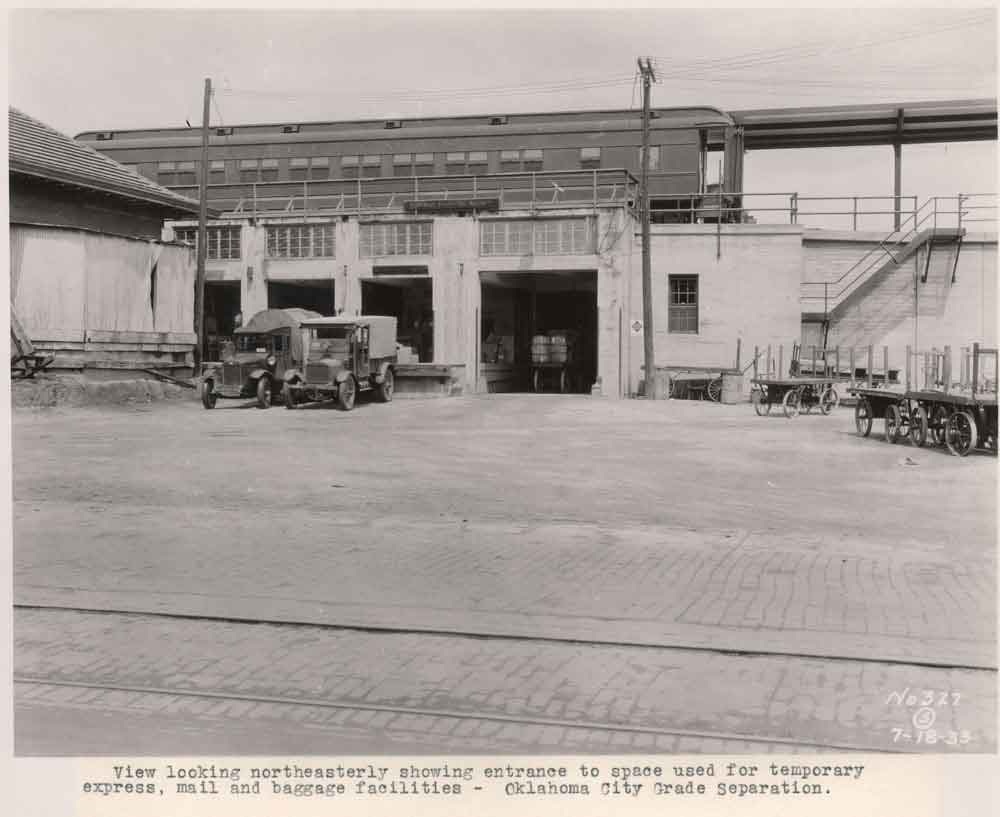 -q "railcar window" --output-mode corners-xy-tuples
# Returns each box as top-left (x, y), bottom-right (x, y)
(668, 275), (698, 333)
(341, 155), (359, 179)
(261, 159), (279, 182)
(309, 157), (330, 180)
(361, 155), (382, 178)
(209, 160), (226, 184)
(239, 159), (259, 183)
(580, 147), (601, 169)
